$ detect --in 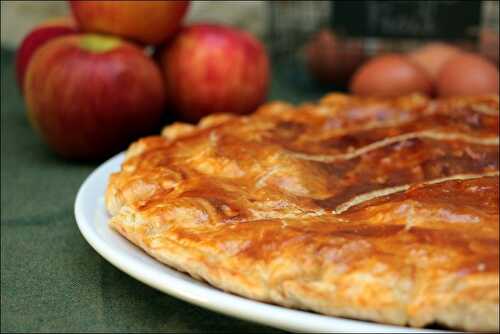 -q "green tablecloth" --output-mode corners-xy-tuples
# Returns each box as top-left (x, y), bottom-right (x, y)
(1, 48), (330, 333)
